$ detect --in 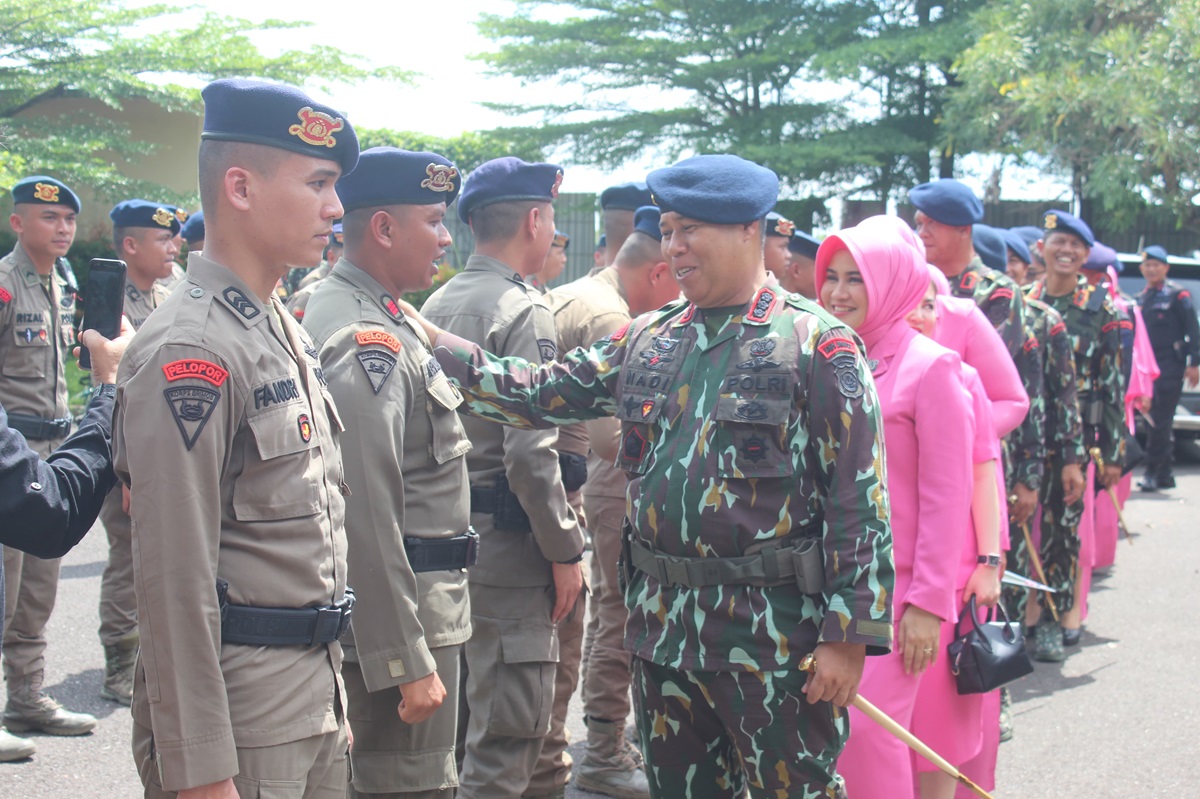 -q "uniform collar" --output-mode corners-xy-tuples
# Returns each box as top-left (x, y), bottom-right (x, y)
(10, 243), (61, 289)
(464, 253), (525, 284)
(593, 264), (628, 304)
(185, 252), (269, 329)
(671, 282), (780, 329)
(329, 258), (407, 324)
